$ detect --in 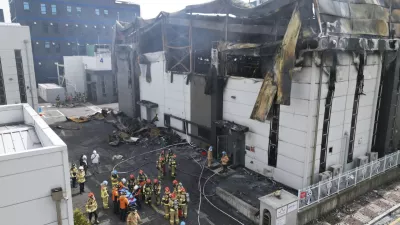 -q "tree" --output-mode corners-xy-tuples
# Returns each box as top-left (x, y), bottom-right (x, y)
(74, 208), (90, 225)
